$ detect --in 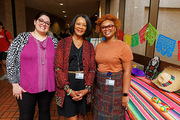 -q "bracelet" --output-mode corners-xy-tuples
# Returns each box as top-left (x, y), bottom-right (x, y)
(67, 89), (72, 96)
(123, 93), (128, 96)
